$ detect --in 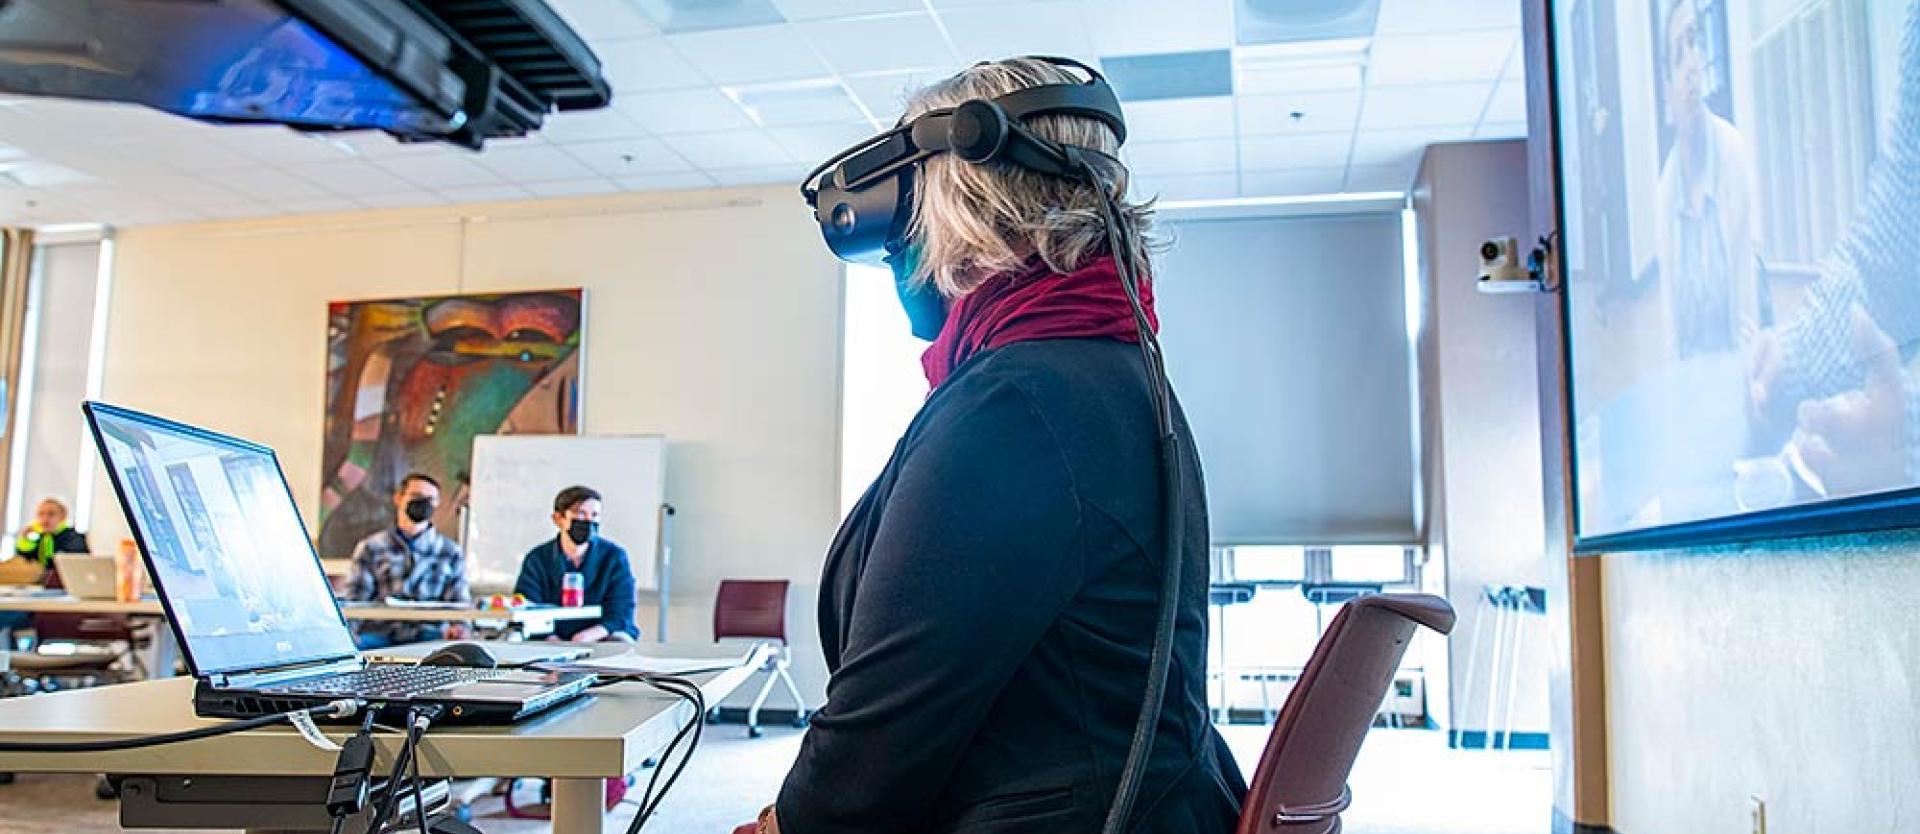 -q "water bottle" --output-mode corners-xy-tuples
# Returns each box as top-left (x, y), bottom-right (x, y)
(561, 572), (585, 608)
